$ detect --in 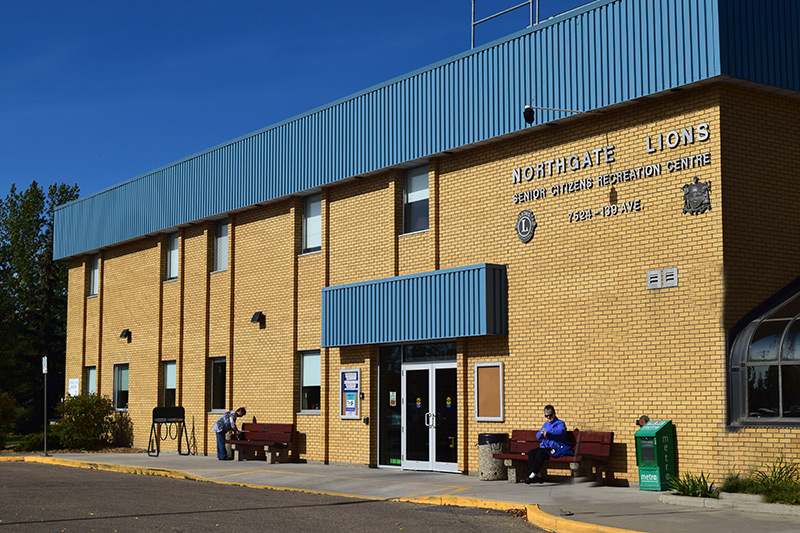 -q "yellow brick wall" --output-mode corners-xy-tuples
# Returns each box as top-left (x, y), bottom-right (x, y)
(63, 82), (800, 481)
